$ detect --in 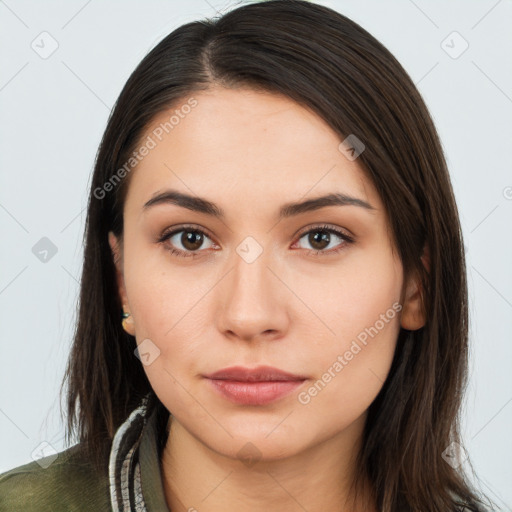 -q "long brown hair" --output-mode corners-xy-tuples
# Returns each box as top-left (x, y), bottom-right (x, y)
(61, 1), (492, 510)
